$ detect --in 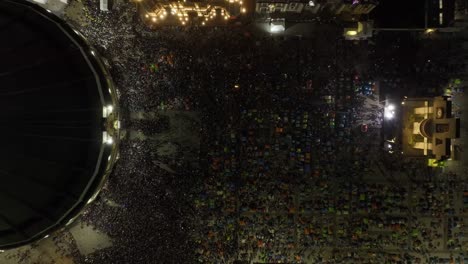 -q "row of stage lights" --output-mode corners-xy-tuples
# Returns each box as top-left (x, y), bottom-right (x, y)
(143, 1), (246, 25)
